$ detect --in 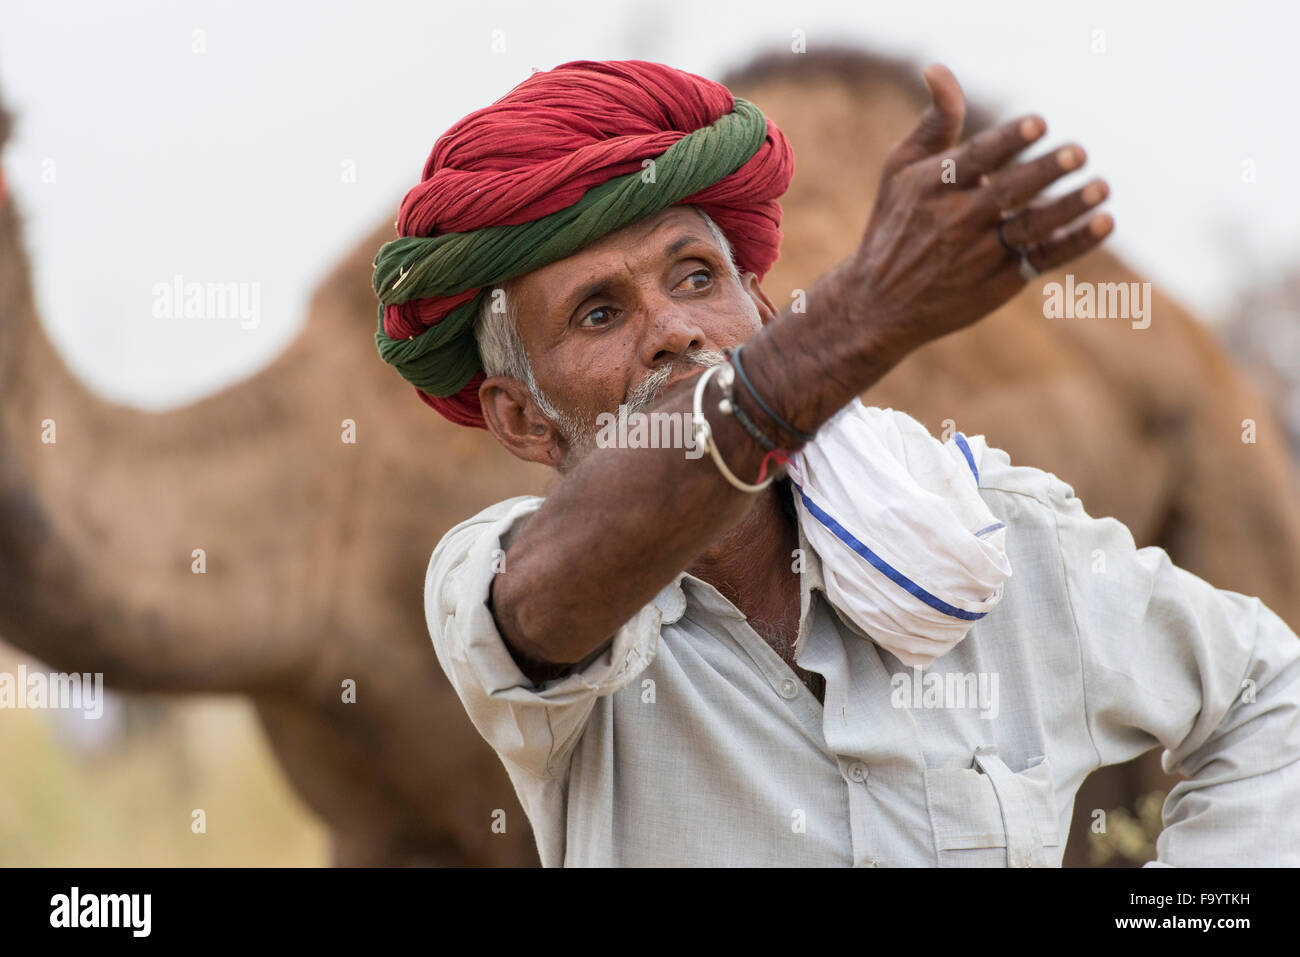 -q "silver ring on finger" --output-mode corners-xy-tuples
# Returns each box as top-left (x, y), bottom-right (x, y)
(1018, 246), (1041, 281)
